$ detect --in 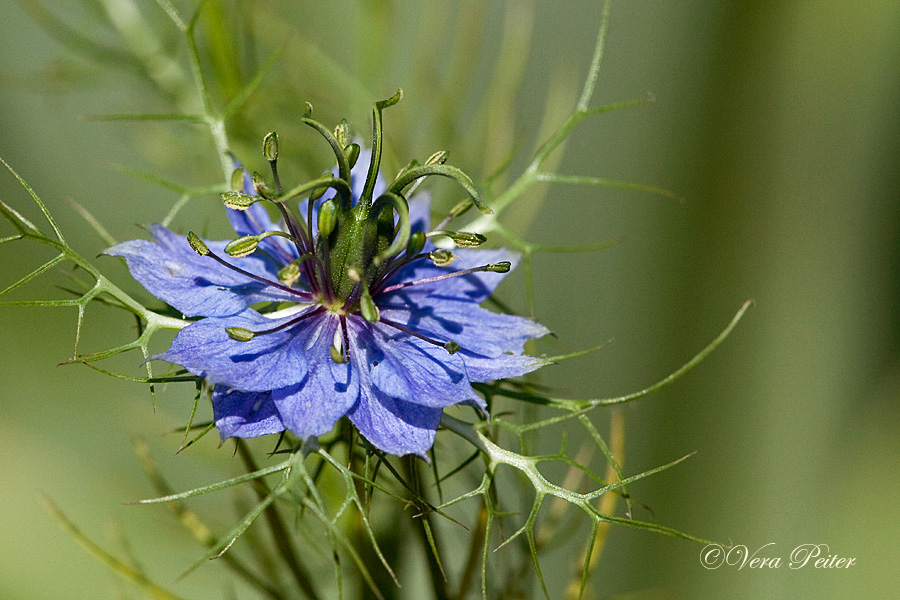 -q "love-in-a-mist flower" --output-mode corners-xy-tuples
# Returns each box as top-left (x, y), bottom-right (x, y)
(108, 93), (549, 457)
